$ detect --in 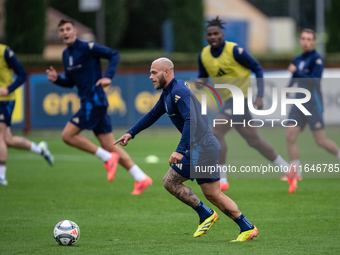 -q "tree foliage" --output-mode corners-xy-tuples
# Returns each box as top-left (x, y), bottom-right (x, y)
(5, 0), (47, 54)
(171, 0), (204, 52)
(105, 0), (128, 49)
(121, 0), (169, 49)
(48, 0), (204, 52)
(49, 0), (96, 34)
(326, 0), (340, 52)
(49, 0), (127, 49)
(121, 0), (204, 52)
